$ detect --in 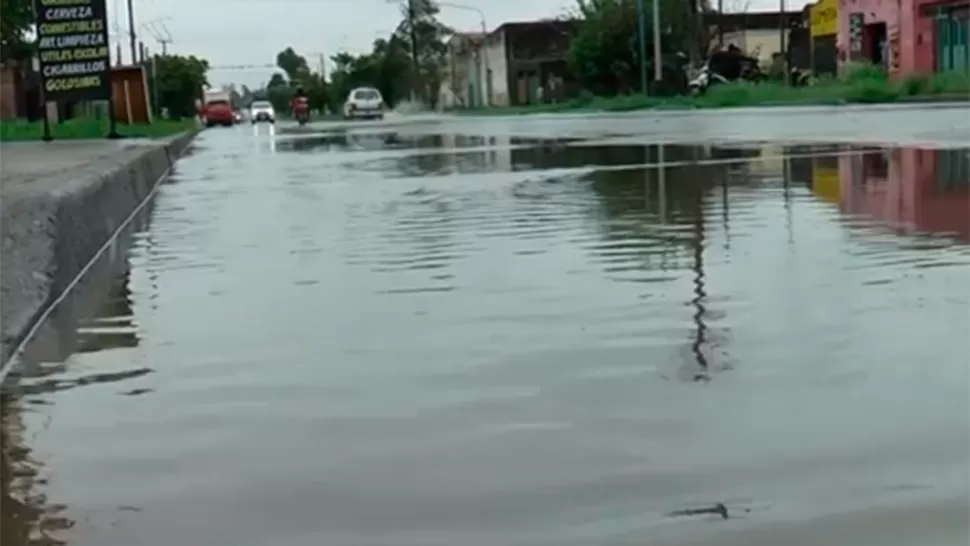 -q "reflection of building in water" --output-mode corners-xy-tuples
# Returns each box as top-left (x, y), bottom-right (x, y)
(747, 144), (787, 177)
(441, 133), (458, 170)
(492, 134), (512, 172)
(75, 266), (139, 354)
(838, 148), (970, 240)
(1, 396), (74, 544)
(809, 154), (841, 203)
